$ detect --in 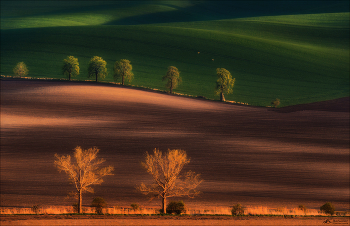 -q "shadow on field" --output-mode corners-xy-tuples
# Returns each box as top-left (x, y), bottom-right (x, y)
(1, 79), (349, 210)
(105, 1), (350, 25)
(274, 97), (350, 113)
